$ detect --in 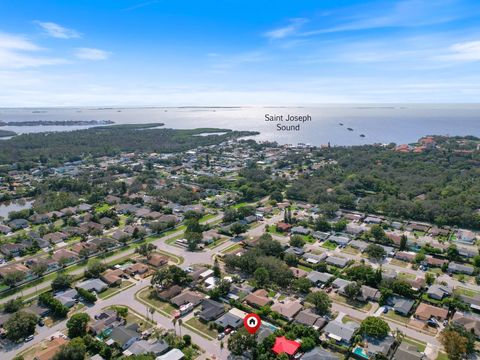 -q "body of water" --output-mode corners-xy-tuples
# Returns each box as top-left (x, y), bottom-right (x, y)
(0, 199), (33, 219)
(0, 105), (479, 146)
